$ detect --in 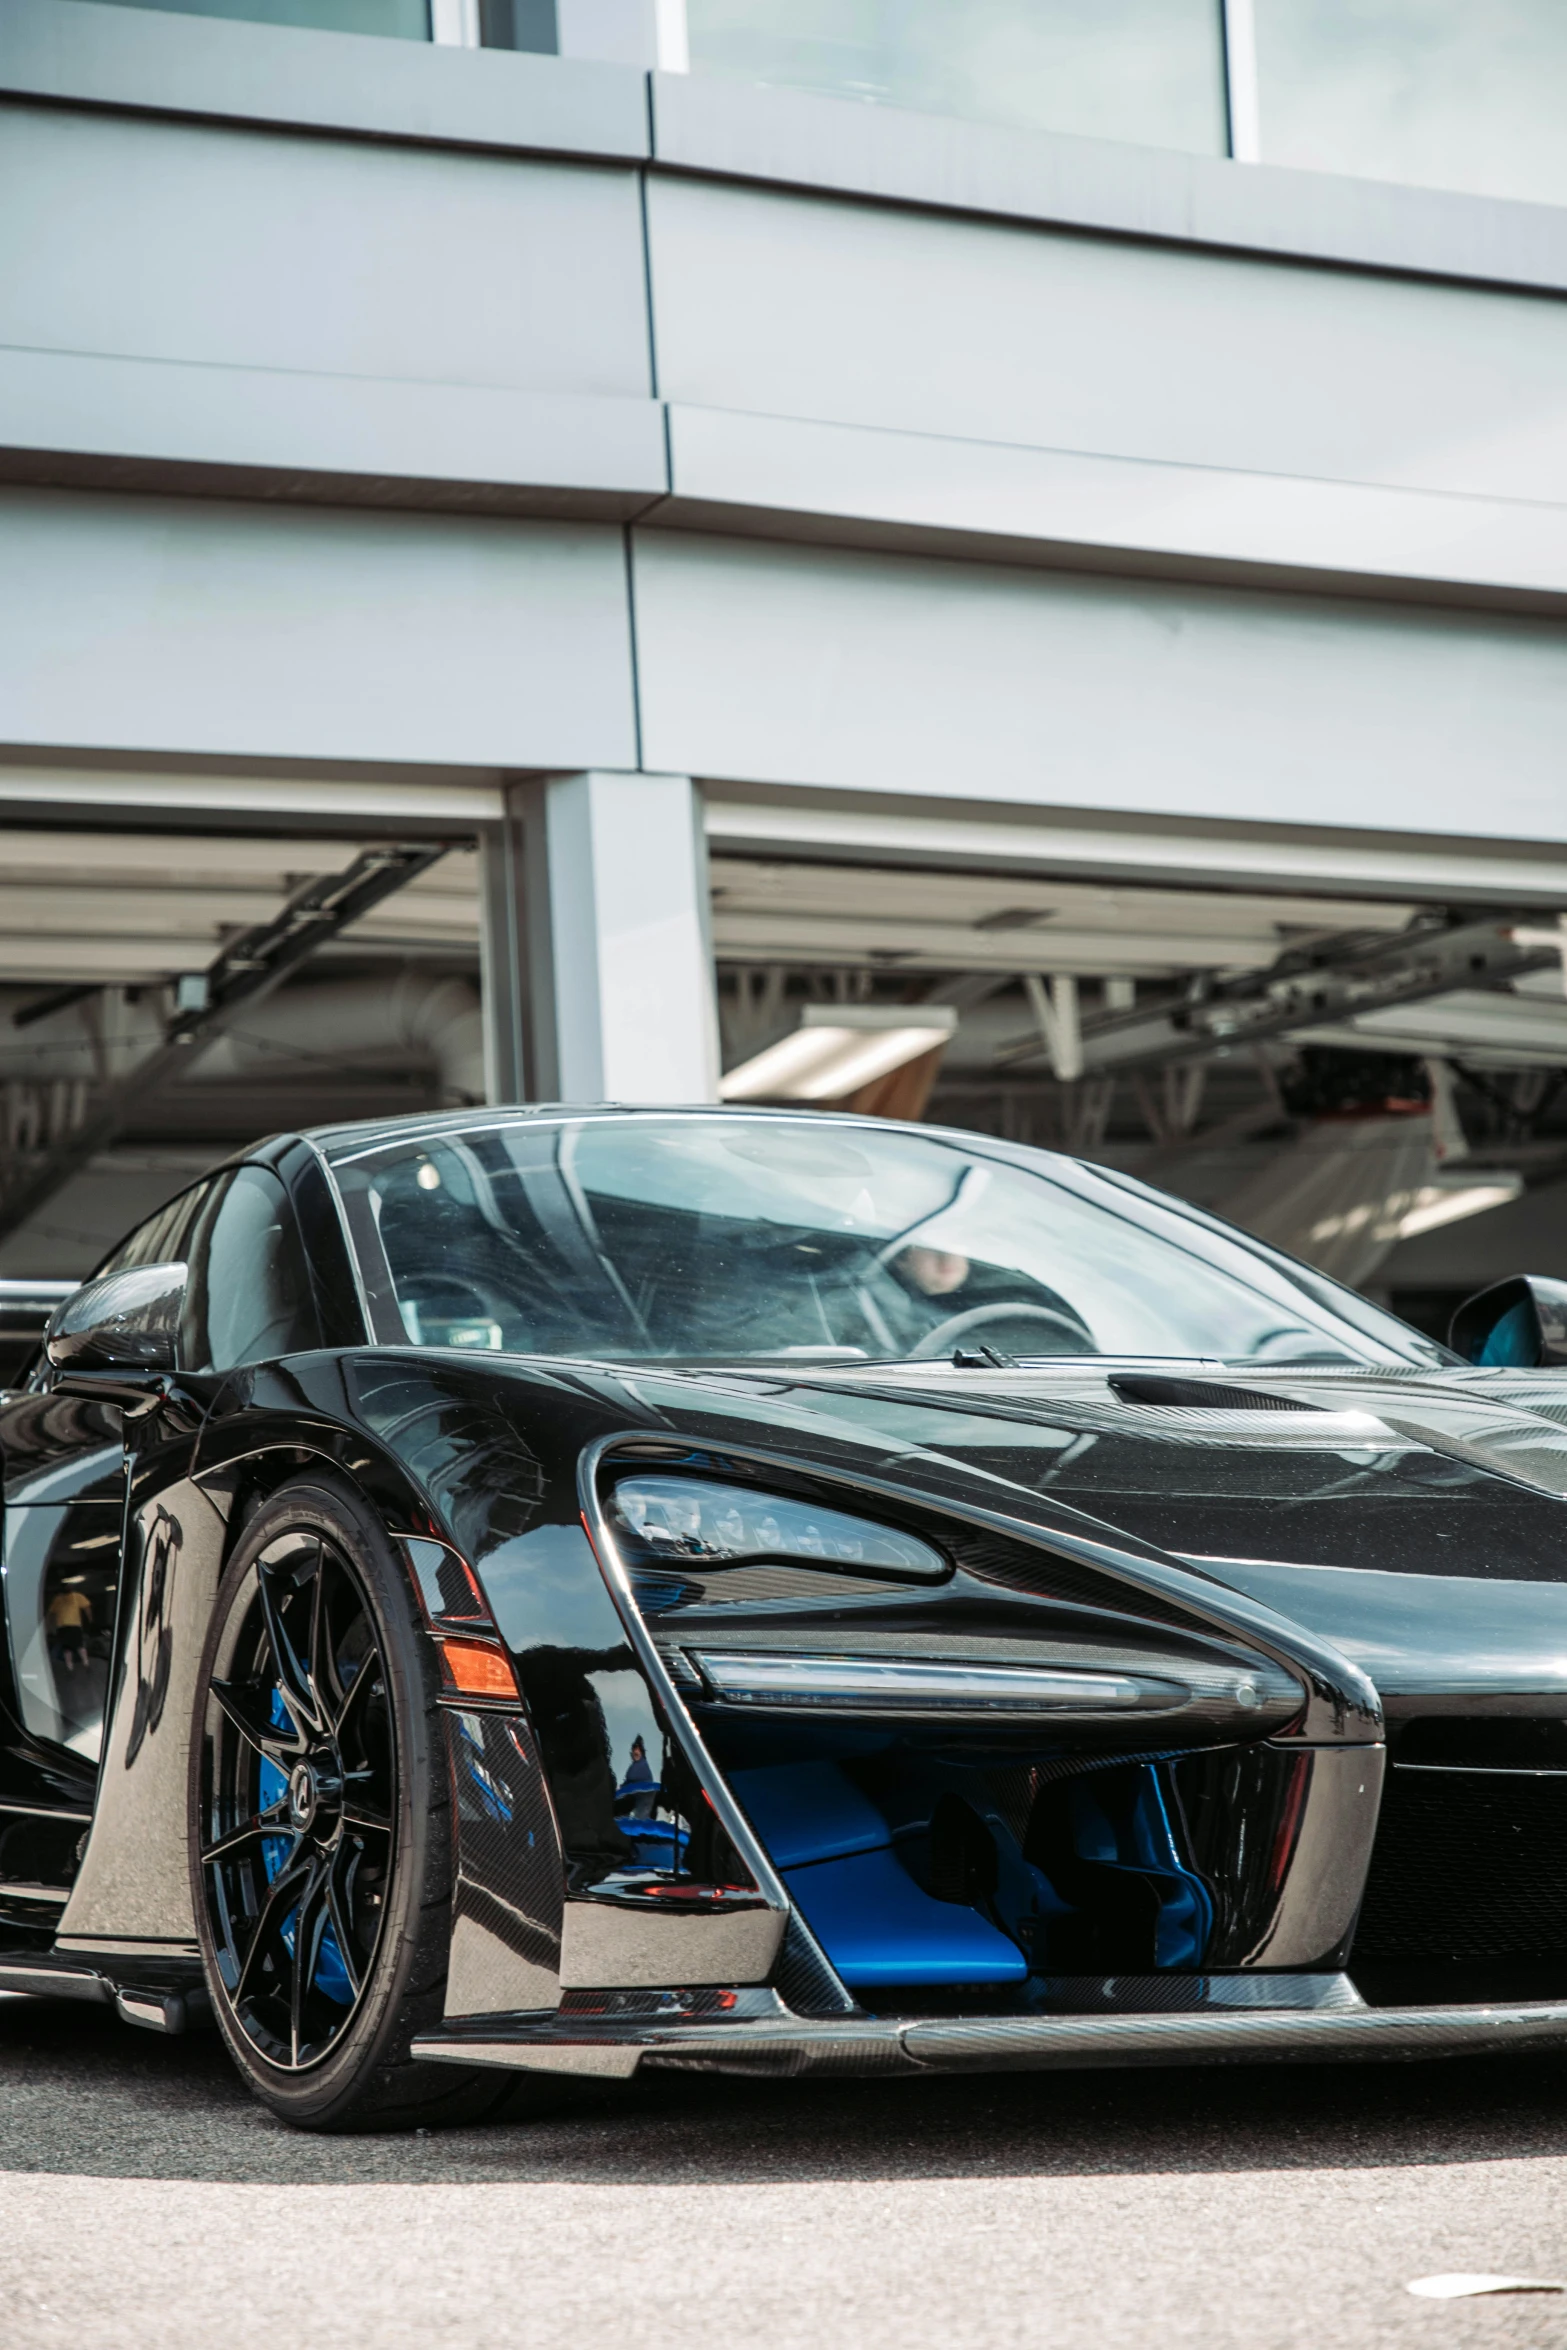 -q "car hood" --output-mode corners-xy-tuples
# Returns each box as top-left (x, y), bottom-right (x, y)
(590, 1358), (1567, 1702)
